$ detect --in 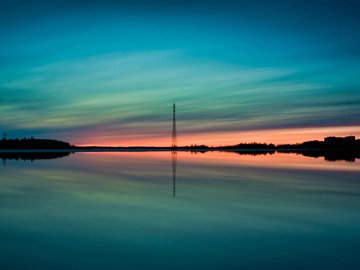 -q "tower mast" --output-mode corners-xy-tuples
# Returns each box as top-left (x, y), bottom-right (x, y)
(172, 103), (177, 148)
